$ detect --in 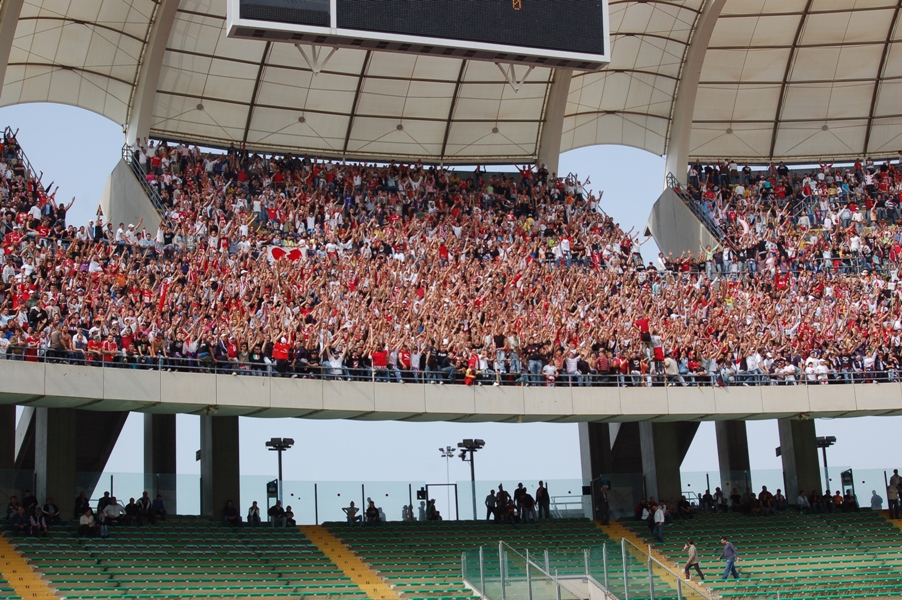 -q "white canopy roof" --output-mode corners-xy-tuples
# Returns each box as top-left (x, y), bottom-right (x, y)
(1, 0), (900, 163)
